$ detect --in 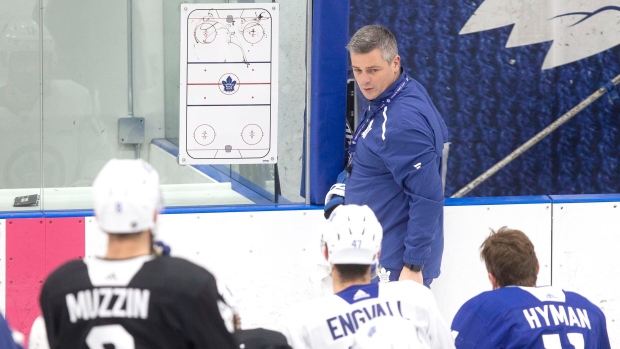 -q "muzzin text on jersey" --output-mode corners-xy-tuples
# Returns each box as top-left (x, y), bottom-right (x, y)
(65, 287), (150, 323)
